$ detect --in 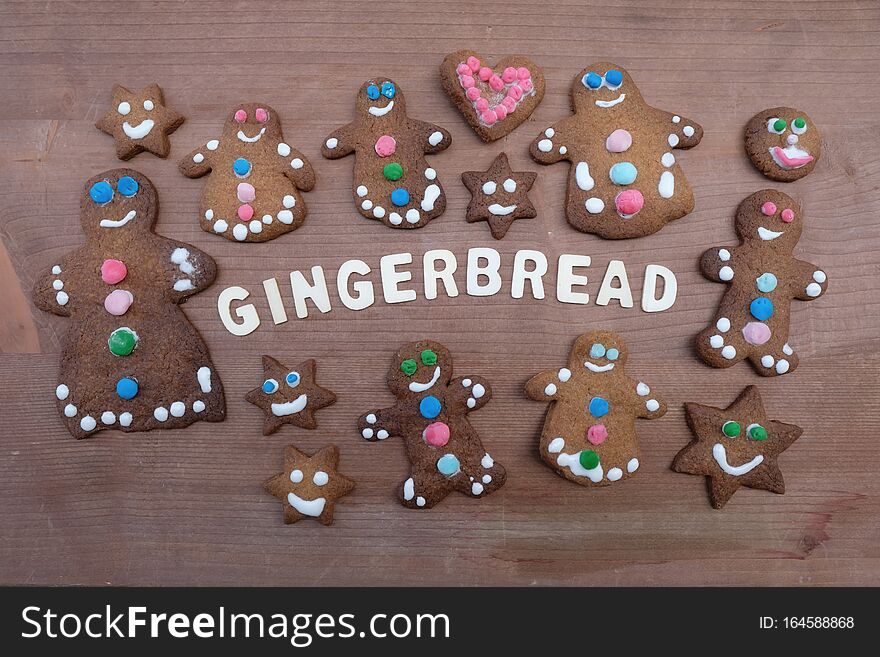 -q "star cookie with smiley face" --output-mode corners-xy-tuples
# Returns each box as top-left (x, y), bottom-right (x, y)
(673, 386), (803, 509)
(264, 444), (355, 525)
(245, 356), (336, 435)
(745, 107), (821, 182)
(461, 152), (537, 239)
(96, 83), (184, 160)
